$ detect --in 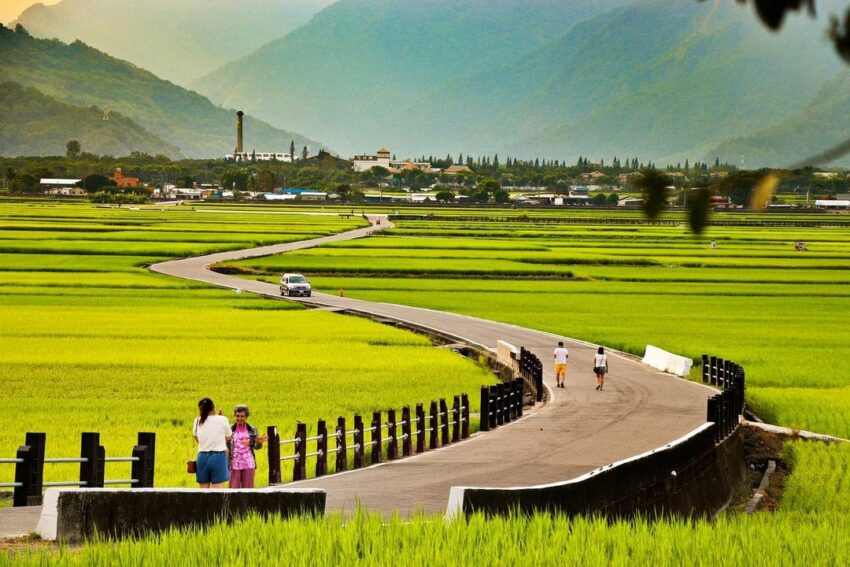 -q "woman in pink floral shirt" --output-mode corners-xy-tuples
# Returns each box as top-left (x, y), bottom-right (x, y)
(228, 405), (267, 488)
